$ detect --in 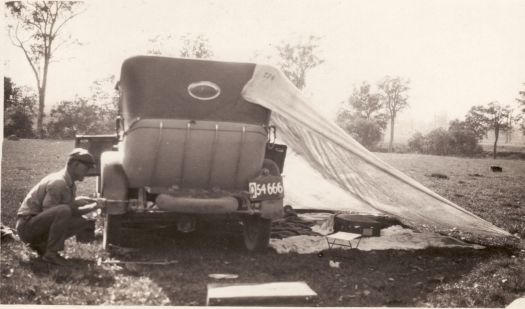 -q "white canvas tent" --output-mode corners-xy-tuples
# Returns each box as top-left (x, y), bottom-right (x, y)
(241, 64), (513, 245)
